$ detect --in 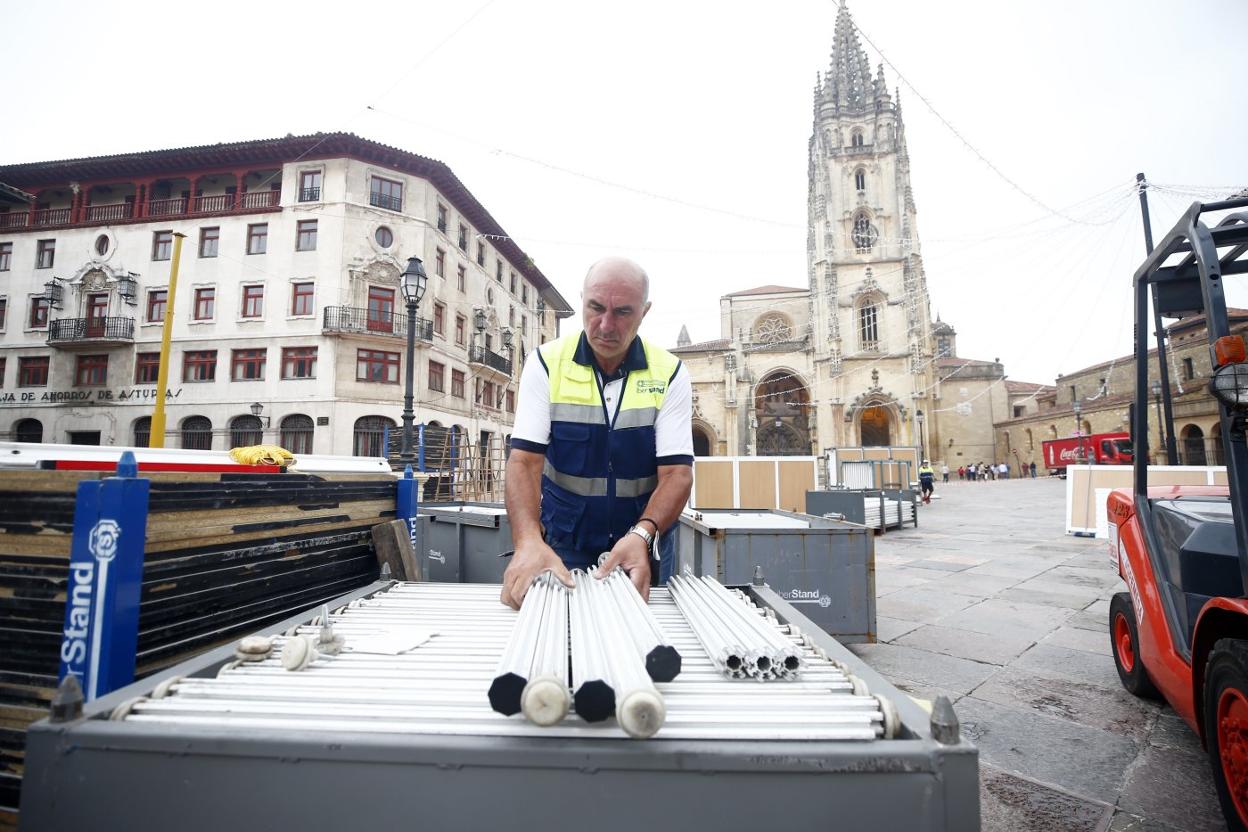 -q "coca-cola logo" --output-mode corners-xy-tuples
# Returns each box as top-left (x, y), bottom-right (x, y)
(1059, 448), (1080, 462)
